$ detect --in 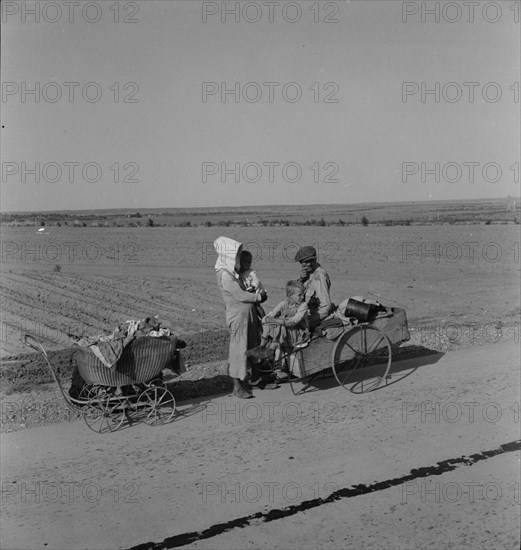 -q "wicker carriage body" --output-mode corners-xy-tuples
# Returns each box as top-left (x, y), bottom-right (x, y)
(74, 336), (179, 386)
